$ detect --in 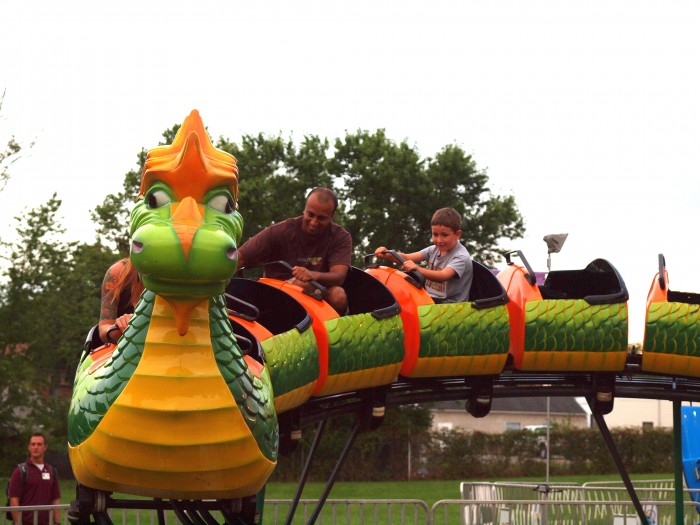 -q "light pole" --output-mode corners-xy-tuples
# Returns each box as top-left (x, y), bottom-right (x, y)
(546, 397), (550, 483)
(542, 234), (567, 485)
